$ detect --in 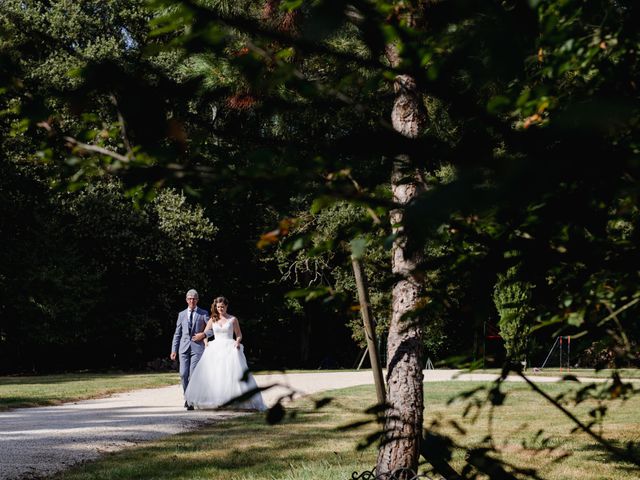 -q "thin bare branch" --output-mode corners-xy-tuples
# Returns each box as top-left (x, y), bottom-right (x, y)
(64, 137), (130, 163)
(517, 371), (640, 468)
(597, 296), (640, 327)
(109, 94), (134, 159)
